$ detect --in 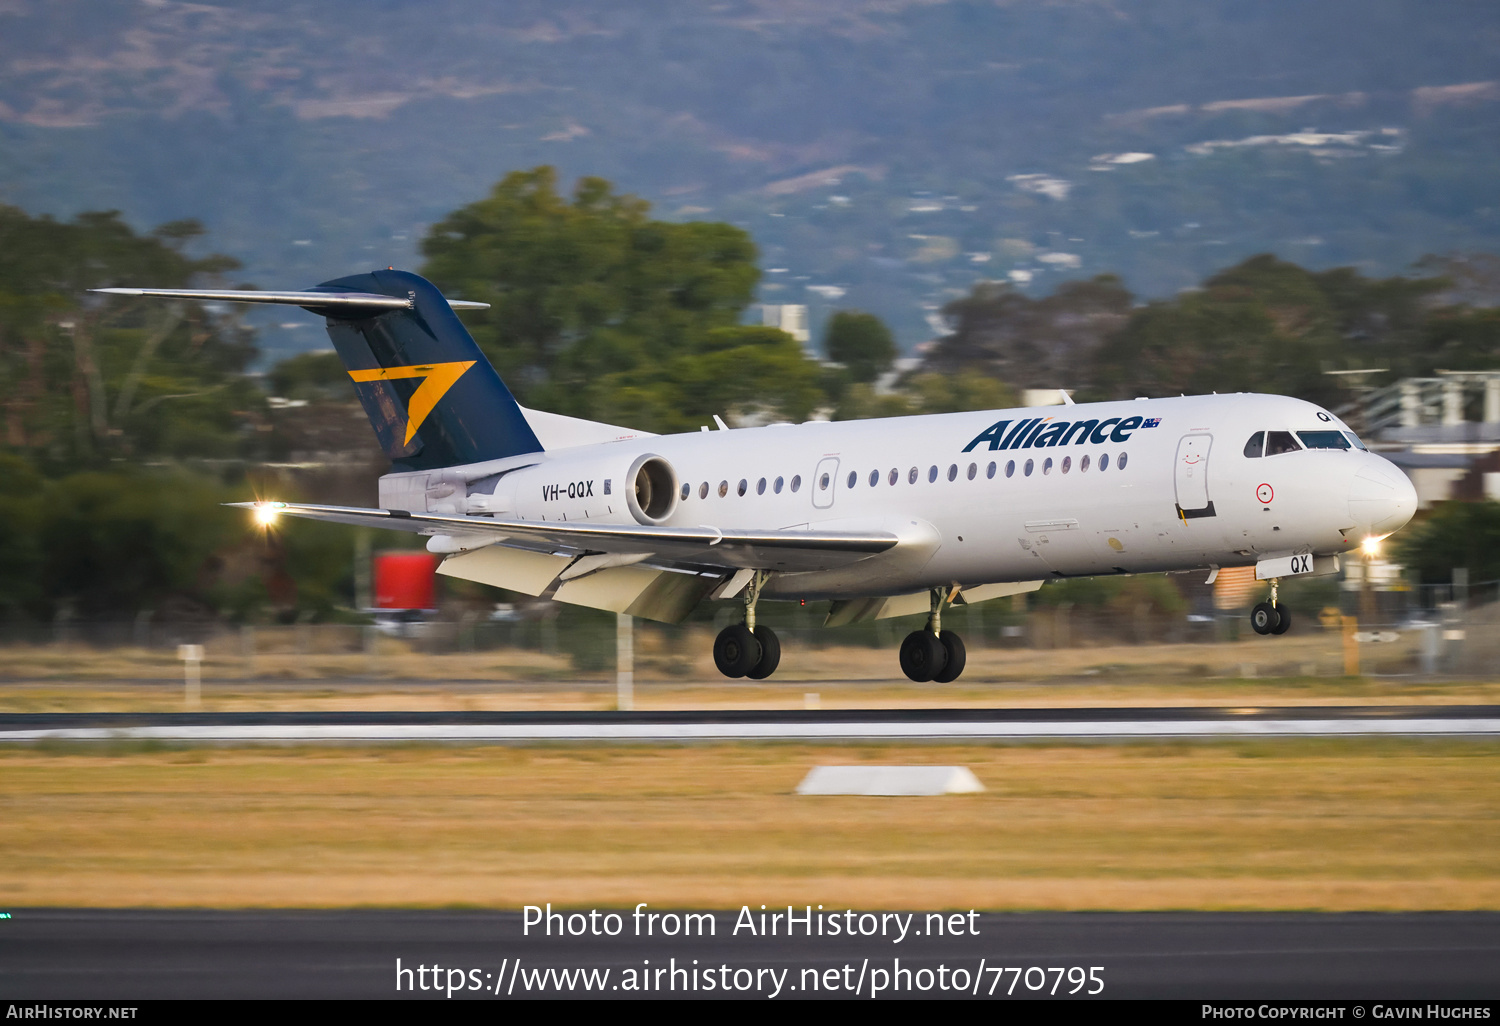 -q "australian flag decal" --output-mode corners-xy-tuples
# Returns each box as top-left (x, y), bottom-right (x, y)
(1142, 417), (1162, 428)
